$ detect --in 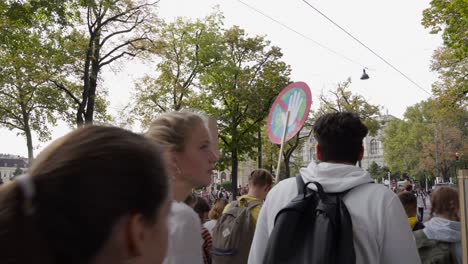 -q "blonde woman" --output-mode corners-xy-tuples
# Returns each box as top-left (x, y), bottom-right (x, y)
(145, 111), (218, 264)
(203, 198), (229, 236)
